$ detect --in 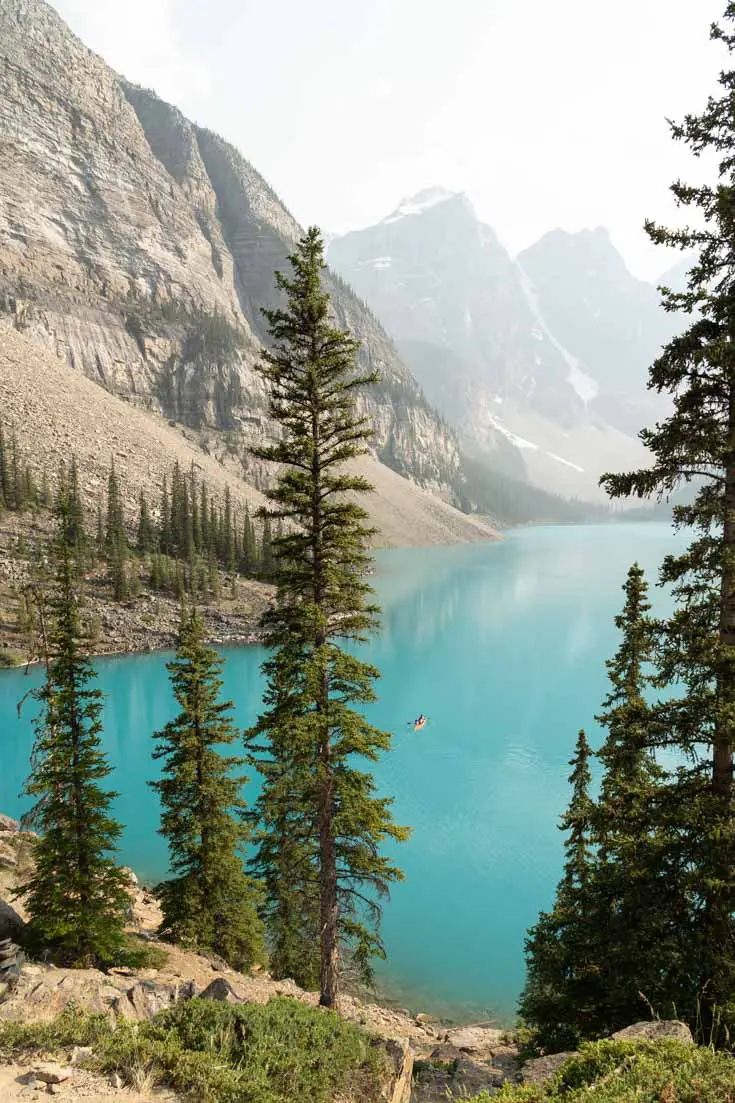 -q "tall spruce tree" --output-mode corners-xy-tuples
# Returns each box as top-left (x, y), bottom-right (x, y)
(136, 490), (155, 555)
(151, 610), (265, 970)
(18, 493), (128, 966)
(520, 731), (600, 1051)
(587, 565), (695, 1031)
(601, 4), (735, 1034)
(522, 566), (693, 1047)
(246, 228), (409, 1007)
(105, 459), (128, 600)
